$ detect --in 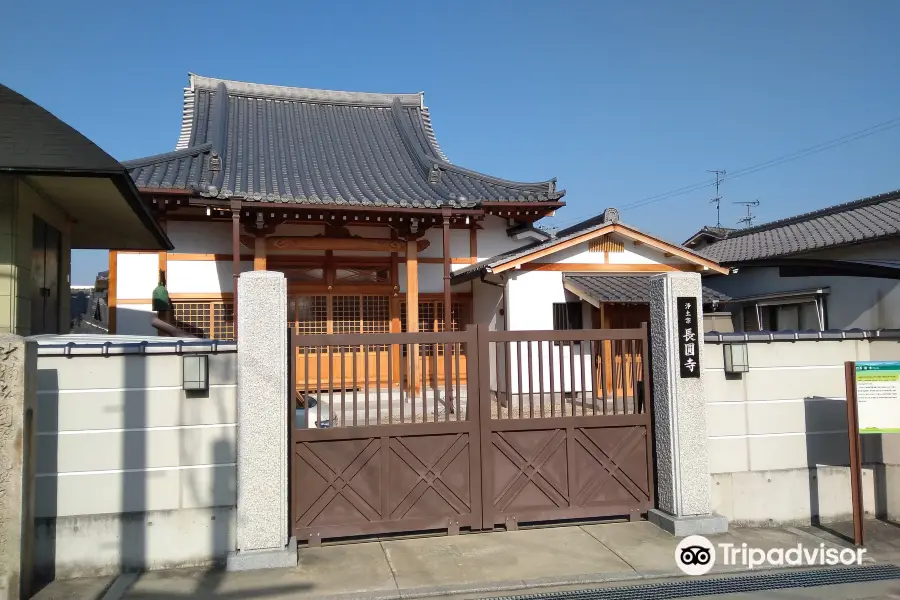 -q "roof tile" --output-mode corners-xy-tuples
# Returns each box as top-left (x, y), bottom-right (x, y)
(700, 190), (900, 263)
(124, 74), (563, 208)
